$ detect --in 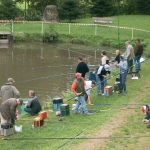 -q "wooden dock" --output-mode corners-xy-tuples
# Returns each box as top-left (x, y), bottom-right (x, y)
(0, 31), (13, 43)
